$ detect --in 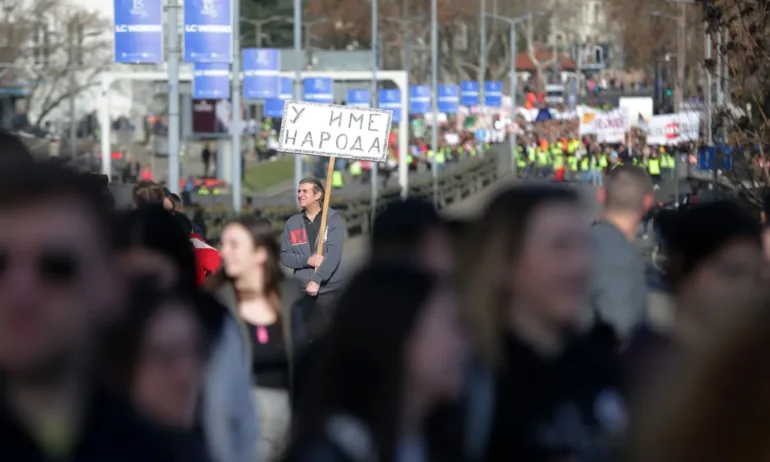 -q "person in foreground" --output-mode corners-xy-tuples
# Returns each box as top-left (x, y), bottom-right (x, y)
(0, 163), (177, 460)
(281, 177), (345, 331)
(457, 185), (626, 462)
(283, 262), (467, 462)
